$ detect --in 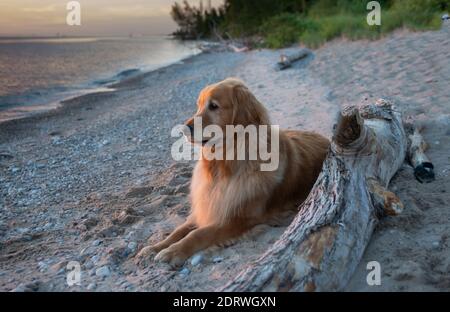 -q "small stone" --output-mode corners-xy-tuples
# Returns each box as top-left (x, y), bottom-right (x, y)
(11, 281), (40, 292)
(127, 242), (137, 251)
(84, 261), (94, 270)
(212, 256), (224, 263)
(431, 241), (441, 249)
(80, 246), (94, 256)
(190, 253), (203, 266)
(11, 284), (28, 292)
(95, 266), (111, 277)
(179, 268), (190, 276)
(38, 261), (49, 272)
(87, 283), (97, 290)
(90, 255), (100, 264)
(17, 227), (29, 234)
(102, 140), (110, 146)
(92, 239), (102, 246)
(121, 280), (131, 287)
